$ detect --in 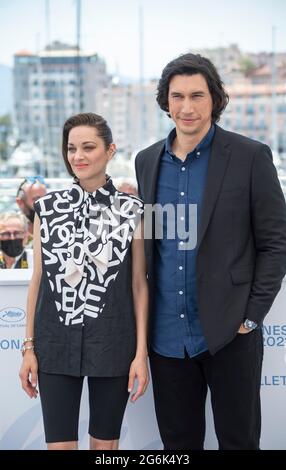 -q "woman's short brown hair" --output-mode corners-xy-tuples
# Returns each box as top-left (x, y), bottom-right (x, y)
(62, 113), (113, 176)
